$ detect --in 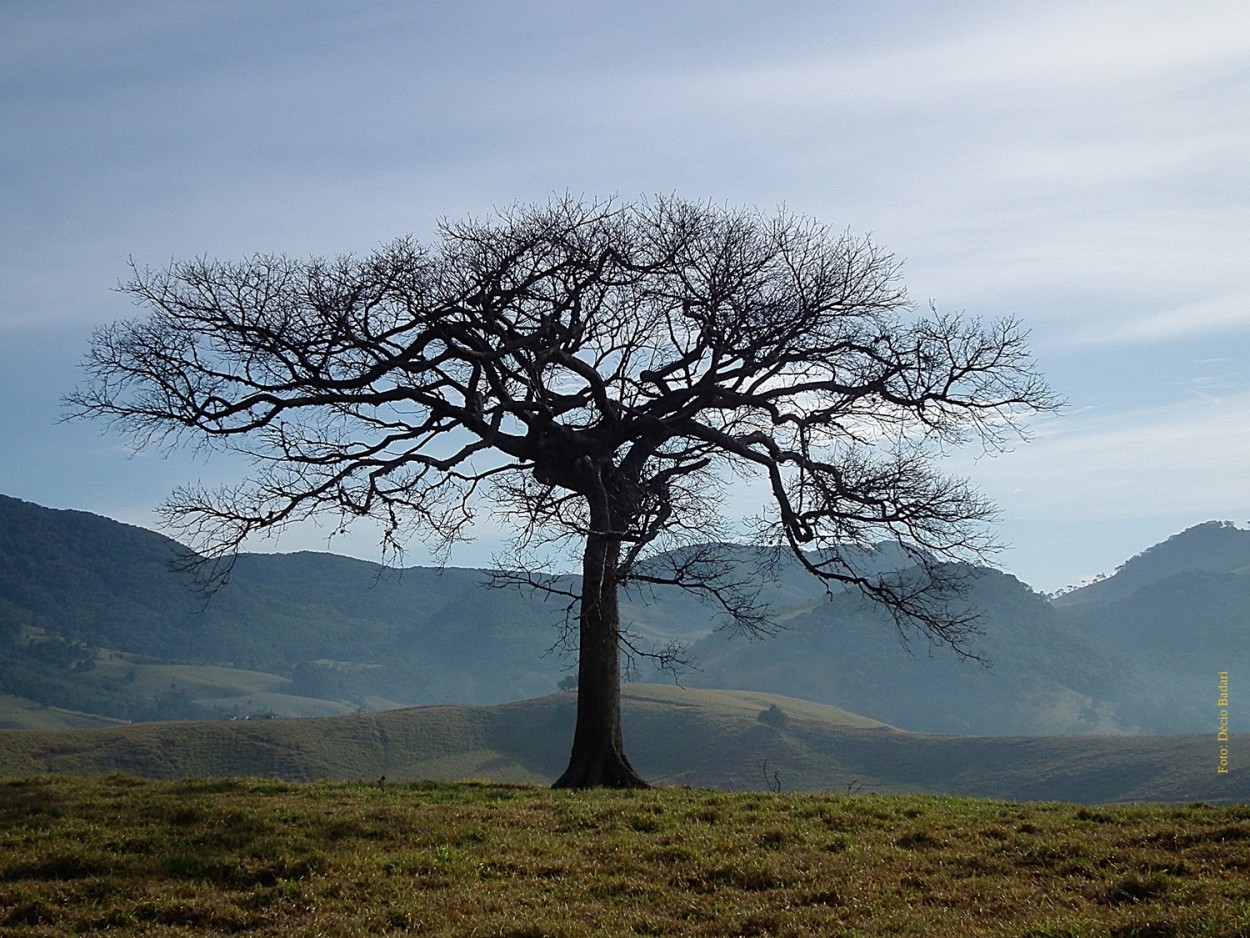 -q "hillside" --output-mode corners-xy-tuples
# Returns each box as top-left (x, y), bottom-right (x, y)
(0, 495), (936, 726)
(666, 527), (1250, 735)
(674, 567), (1176, 735)
(2, 493), (1247, 736)
(0, 495), (798, 725)
(0, 495), (579, 722)
(0, 684), (1243, 804)
(1054, 520), (1250, 607)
